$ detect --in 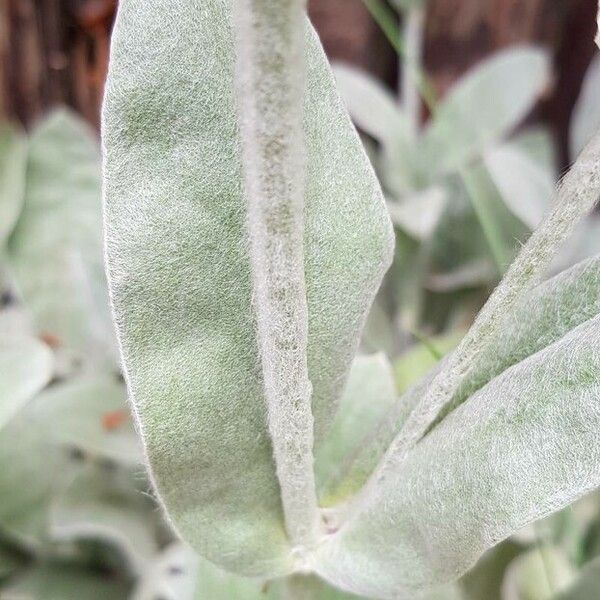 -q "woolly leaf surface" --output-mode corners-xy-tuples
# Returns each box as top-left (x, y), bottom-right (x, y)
(317, 315), (600, 598)
(103, 0), (393, 577)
